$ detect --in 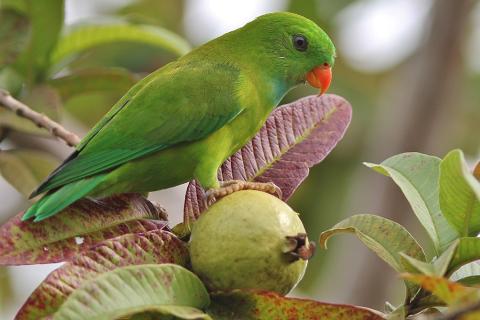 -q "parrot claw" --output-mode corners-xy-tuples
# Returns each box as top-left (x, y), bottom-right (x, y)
(205, 180), (282, 205)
